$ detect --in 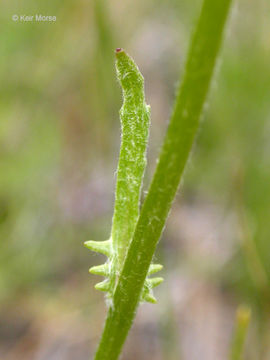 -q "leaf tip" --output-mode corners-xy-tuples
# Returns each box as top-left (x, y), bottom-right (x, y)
(84, 239), (112, 257)
(89, 263), (109, 276)
(143, 293), (157, 304)
(95, 280), (111, 292)
(147, 277), (164, 289)
(148, 264), (163, 275)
